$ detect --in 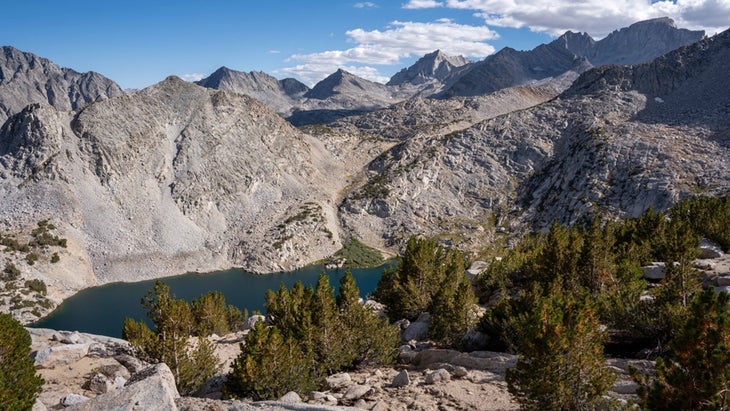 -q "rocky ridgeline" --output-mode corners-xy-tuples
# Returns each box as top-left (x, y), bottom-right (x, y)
(440, 17), (704, 98)
(0, 46), (123, 124)
(196, 67), (309, 117)
(339, 28), (730, 252)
